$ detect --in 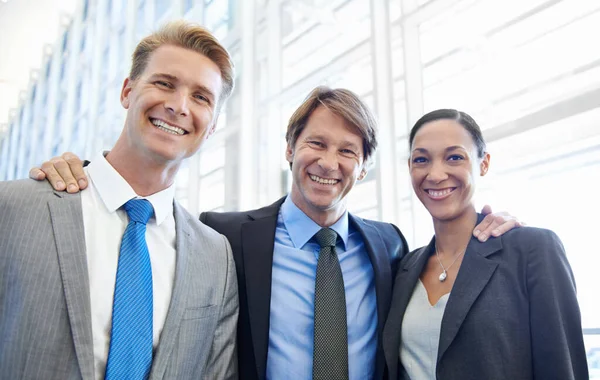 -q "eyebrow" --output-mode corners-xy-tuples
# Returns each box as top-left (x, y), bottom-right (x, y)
(148, 73), (217, 103)
(305, 134), (362, 151)
(411, 145), (467, 154)
(149, 73), (177, 82)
